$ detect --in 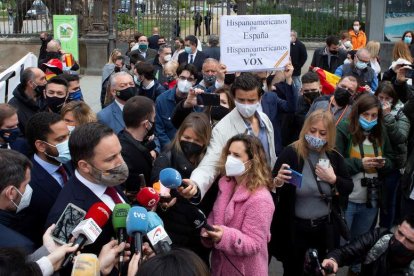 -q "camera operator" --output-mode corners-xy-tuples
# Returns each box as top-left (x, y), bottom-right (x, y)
(322, 213), (414, 276)
(335, 93), (393, 275)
